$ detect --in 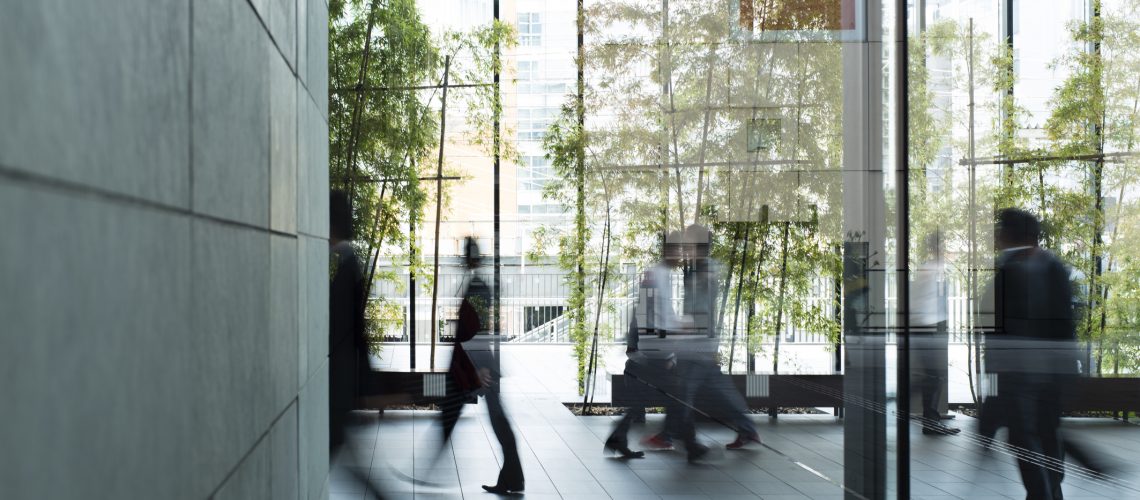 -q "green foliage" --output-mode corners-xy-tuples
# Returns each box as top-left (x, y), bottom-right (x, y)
(535, 0), (848, 379)
(543, 97), (592, 392)
(365, 298), (403, 355)
(330, 1), (518, 348)
(329, 0), (437, 336)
